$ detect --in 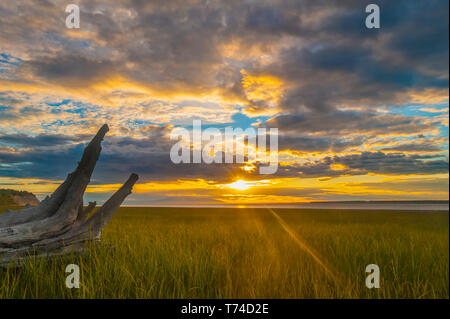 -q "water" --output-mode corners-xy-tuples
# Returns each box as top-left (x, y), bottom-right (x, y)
(125, 201), (449, 211)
